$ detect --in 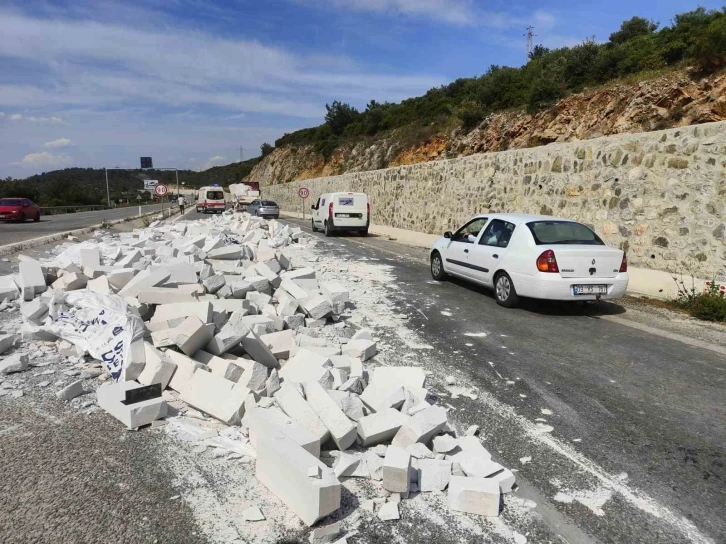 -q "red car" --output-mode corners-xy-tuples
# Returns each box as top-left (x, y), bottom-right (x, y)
(0, 198), (41, 222)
